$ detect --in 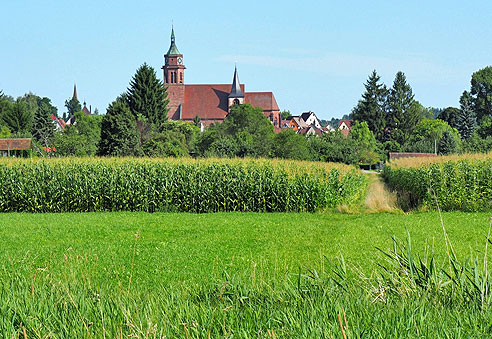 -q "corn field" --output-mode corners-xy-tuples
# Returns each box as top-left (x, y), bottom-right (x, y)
(383, 156), (492, 211)
(0, 158), (366, 213)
